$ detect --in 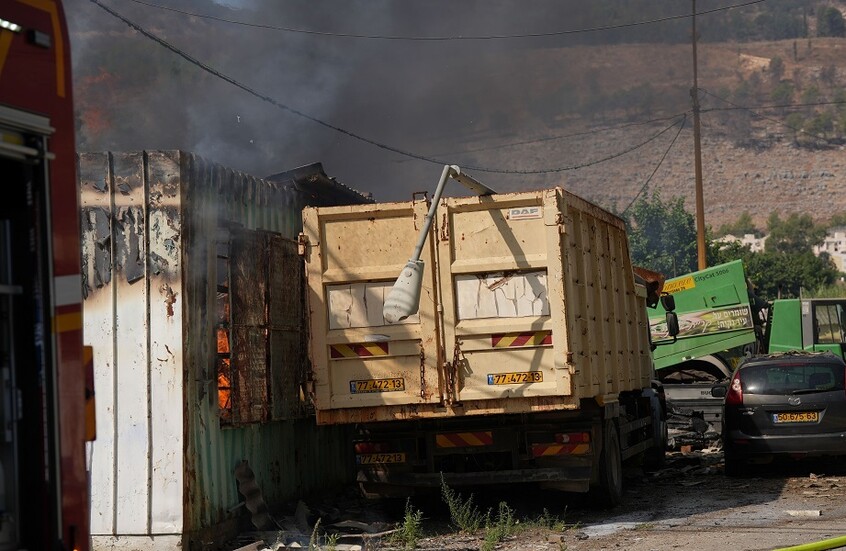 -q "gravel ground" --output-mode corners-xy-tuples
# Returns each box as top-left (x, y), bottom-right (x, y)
(230, 450), (846, 551)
